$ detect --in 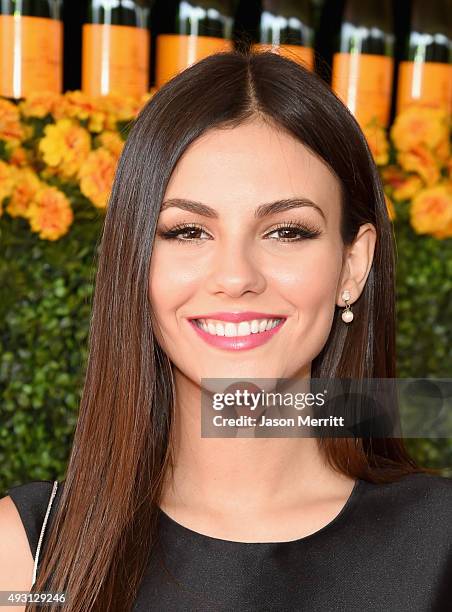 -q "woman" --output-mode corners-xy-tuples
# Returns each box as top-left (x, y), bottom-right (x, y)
(1, 50), (451, 612)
